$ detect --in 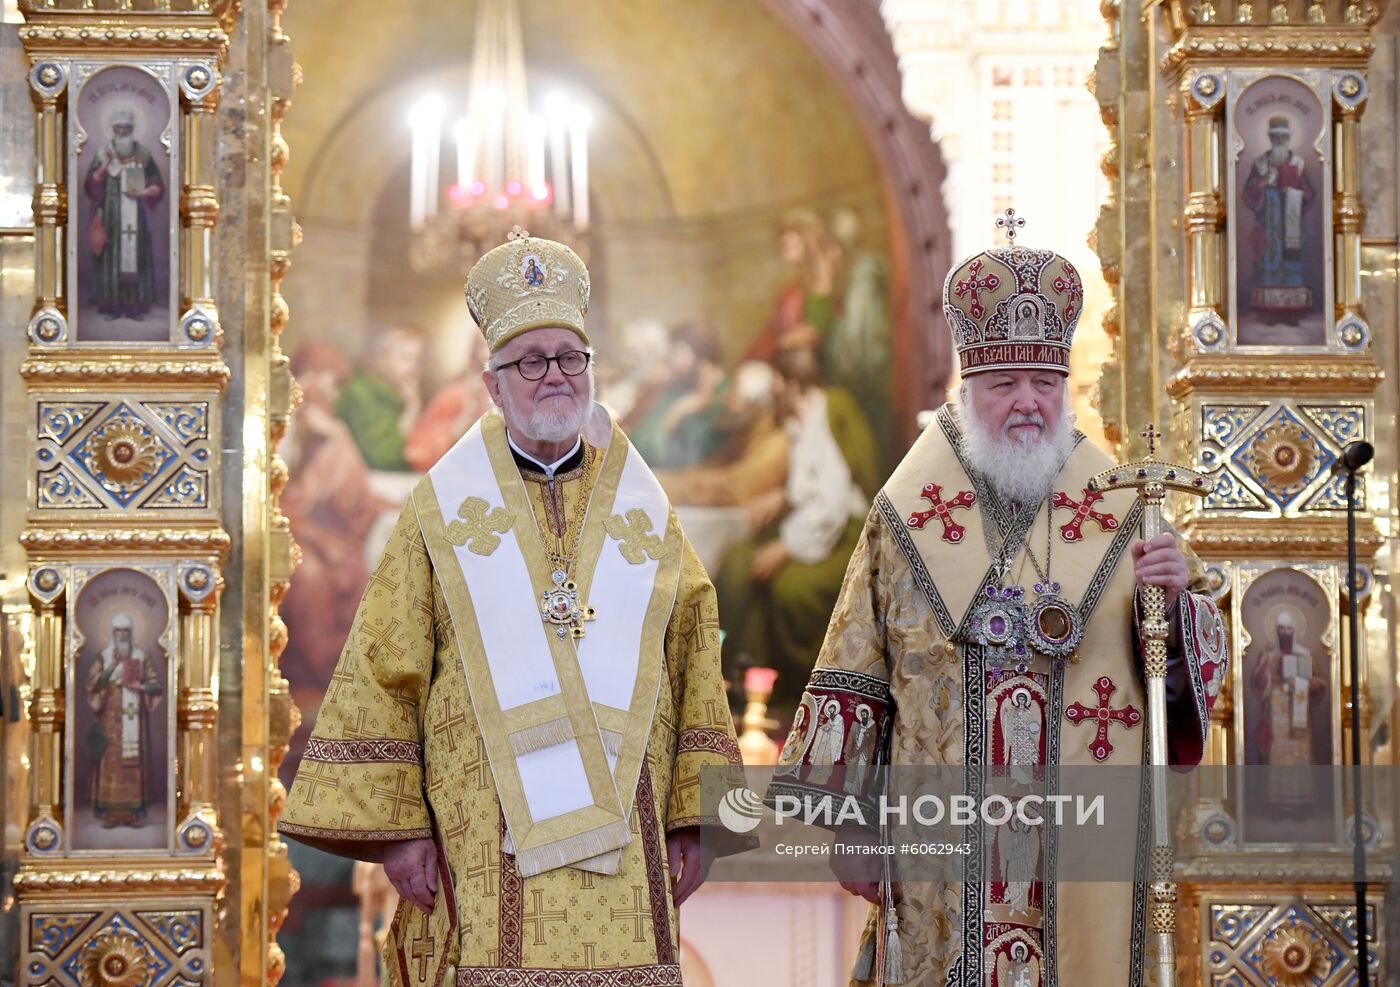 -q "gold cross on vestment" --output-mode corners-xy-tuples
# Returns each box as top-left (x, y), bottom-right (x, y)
(298, 760), (339, 806)
(463, 736), (491, 791)
(463, 840), (498, 897)
(444, 799), (471, 841)
(444, 496), (515, 556)
(410, 922), (435, 983)
(610, 886), (652, 942)
(431, 695), (468, 753)
(326, 662), (356, 704)
(522, 889), (568, 945)
(361, 617), (407, 663)
(604, 508), (665, 564)
(371, 768), (420, 825)
(996, 207), (1026, 243)
(343, 707), (373, 740)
